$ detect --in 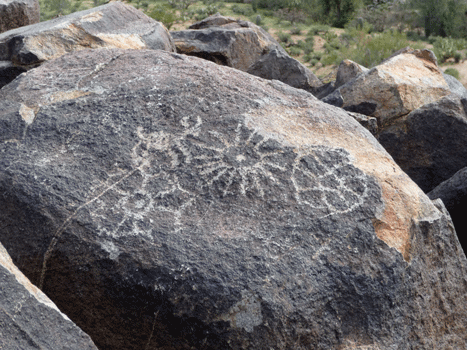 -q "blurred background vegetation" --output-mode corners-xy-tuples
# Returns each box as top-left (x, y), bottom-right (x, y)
(38, 0), (467, 81)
